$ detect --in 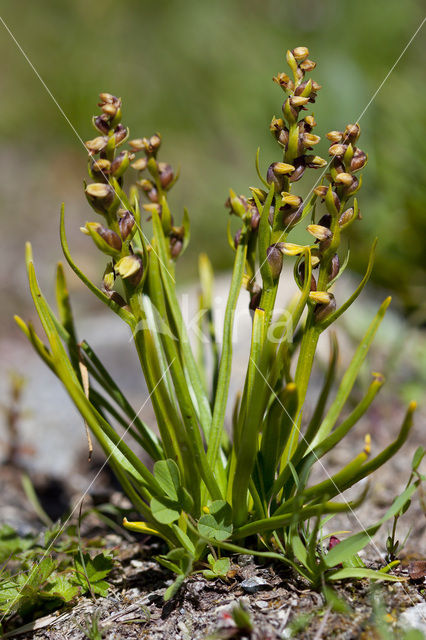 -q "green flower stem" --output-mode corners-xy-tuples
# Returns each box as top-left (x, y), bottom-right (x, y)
(206, 240), (248, 490)
(234, 494), (362, 539)
(144, 247), (222, 504)
(259, 285), (279, 328)
(127, 302), (187, 466)
(268, 246), (312, 388)
(151, 211), (213, 438)
(232, 311), (270, 526)
(128, 290), (221, 507)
